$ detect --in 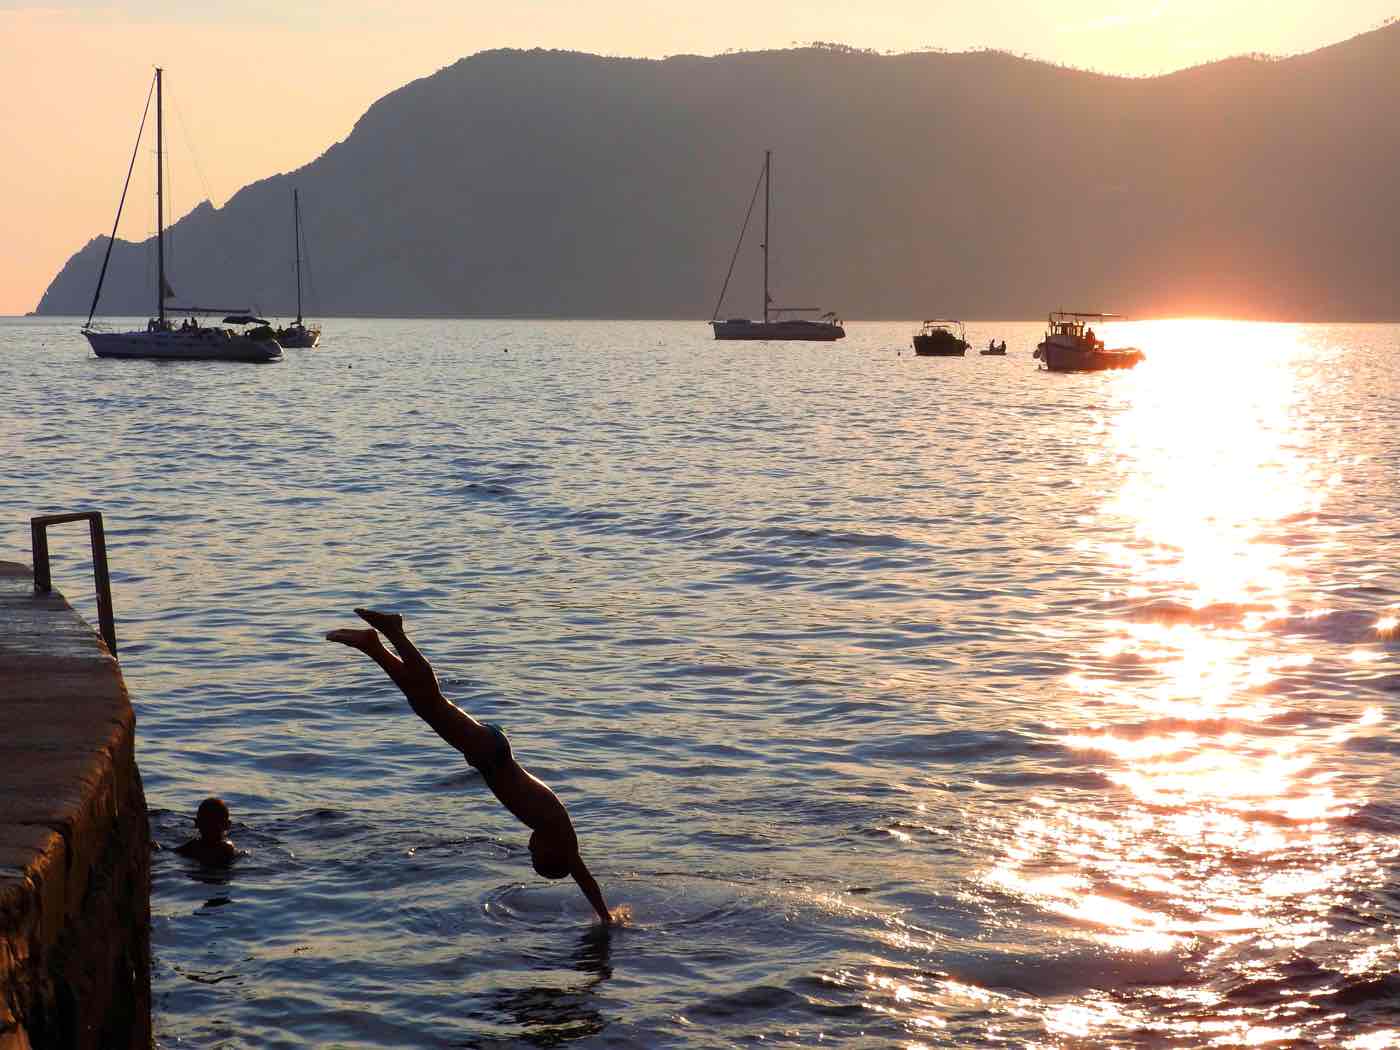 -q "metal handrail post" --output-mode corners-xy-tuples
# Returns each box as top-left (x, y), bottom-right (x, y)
(29, 511), (119, 658)
(89, 515), (116, 656)
(30, 518), (51, 592)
